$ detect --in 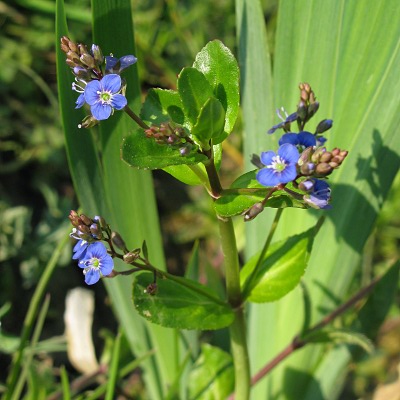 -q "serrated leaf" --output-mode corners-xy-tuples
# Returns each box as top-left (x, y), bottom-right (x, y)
(133, 272), (234, 330)
(214, 170), (307, 217)
(191, 97), (226, 146)
(193, 40), (240, 139)
(188, 344), (234, 400)
(304, 328), (374, 354)
(122, 129), (207, 169)
(241, 228), (315, 302)
(140, 88), (186, 127)
(177, 67), (214, 126)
